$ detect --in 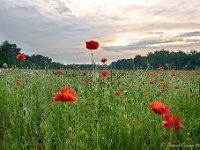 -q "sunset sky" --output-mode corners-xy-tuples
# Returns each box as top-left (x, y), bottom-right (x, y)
(0, 0), (200, 64)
